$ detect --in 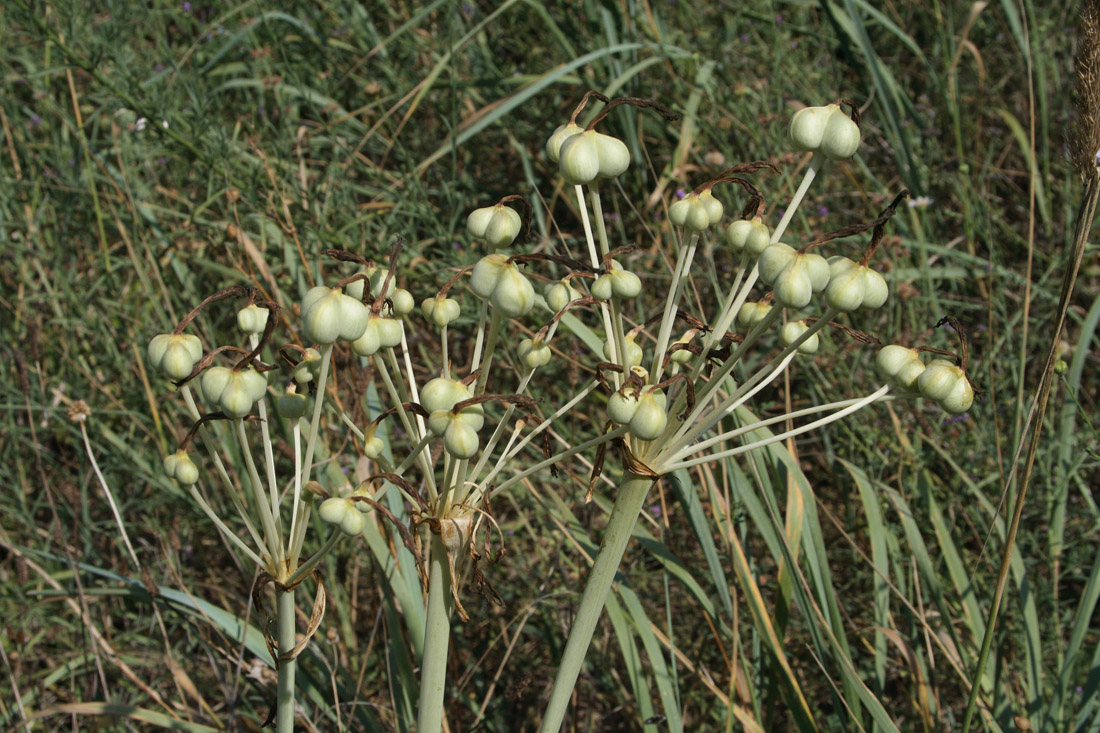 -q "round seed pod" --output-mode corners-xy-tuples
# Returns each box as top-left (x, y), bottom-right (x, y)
(164, 450), (199, 485)
(559, 130), (601, 185)
(876, 345), (925, 391)
(610, 270), (642, 300)
(824, 257), (866, 312)
(363, 436), (385, 460)
(669, 195), (710, 231)
(780, 320), (819, 355)
(546, 122), (583, 162)
(789, 105), (833, 152)
(421, 297), (461, 327)
(607, 388), (640, 425)
(860, 269), (888, 309)
(772, 260), (815, 310)
(590, 274), (614, 301)
(420, 377), (472, 415)
(148, 333), (204, 380)
(276, 389), (310, 419)
(726, 218), (771, 256)
(545, 281), (582, 313)
(699, 189), (724, 226)
(491, 265), (535, 318)
(319, 497), (364, 536)
(201, 366), (234, 404)
(351, 319), (382, 357)
(302, 288), (369, 344)
(390, 288), (416, 316)
(594, 131), (630, 179)
(603, 336), (643, 368)
(443, 420), (480, 459)
(468, 204), (522, 249)
(237, 304), (270, 335)
(518, 338), (552, 370)
(918, 359), (964, 402)
(629, 389), (668, 441)
(669, 331), (696, 364)
(758, 243), (798, 284)
(470, 253), (510, 298)
(820, 108), (861, 160)
(737, 302), (772, 329)
(293, 348), (322, 384)
(940, 376), (974, 415)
